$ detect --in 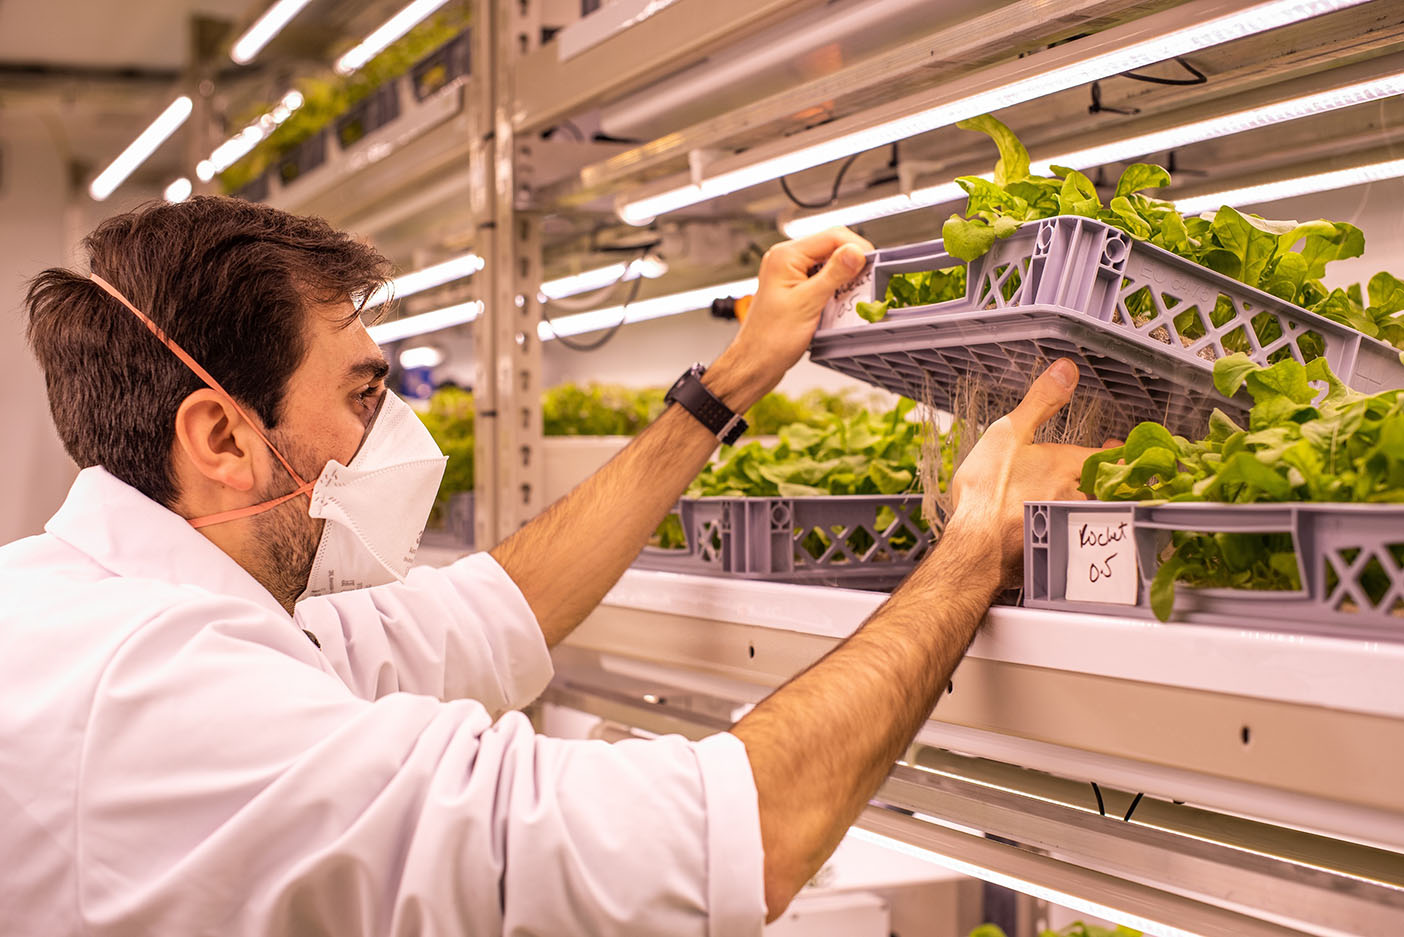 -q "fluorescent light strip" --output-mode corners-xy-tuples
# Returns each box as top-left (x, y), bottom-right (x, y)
(196, 90), (305, 181)
(623, 0), (1369, 223)
(89, 96), (194, 202)
(539, 277), (759, 340)
(336, 0), (451, 75)
(230, 0), (316, 64)
(1175, 157), (1404, 214)
(163, 178), (193, 203)
(367, 300), (483, 344)
(847, 828), (1208, 937)
(366, 253), (485, 308)
(539, 256), (668, 300)
(784, 68), (1404, 238)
